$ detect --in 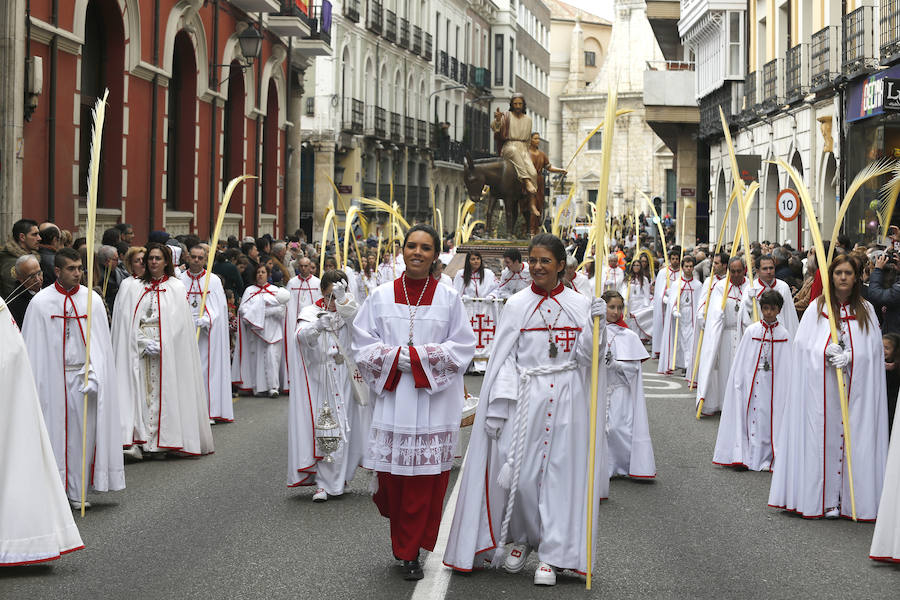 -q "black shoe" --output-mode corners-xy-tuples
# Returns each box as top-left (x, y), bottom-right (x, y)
(401, 559), (424, 581)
